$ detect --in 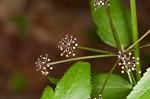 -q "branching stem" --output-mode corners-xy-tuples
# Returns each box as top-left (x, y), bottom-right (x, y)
(124, 29), (150, 53)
